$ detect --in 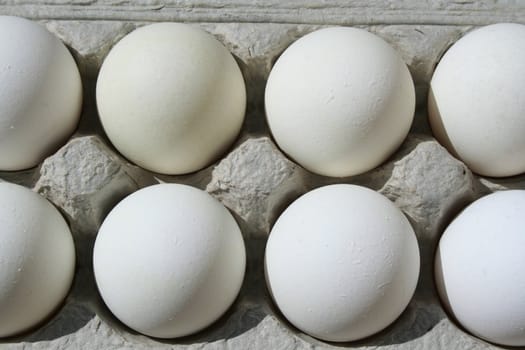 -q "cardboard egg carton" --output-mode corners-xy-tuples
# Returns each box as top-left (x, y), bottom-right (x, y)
(1, 1), (524, 349)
